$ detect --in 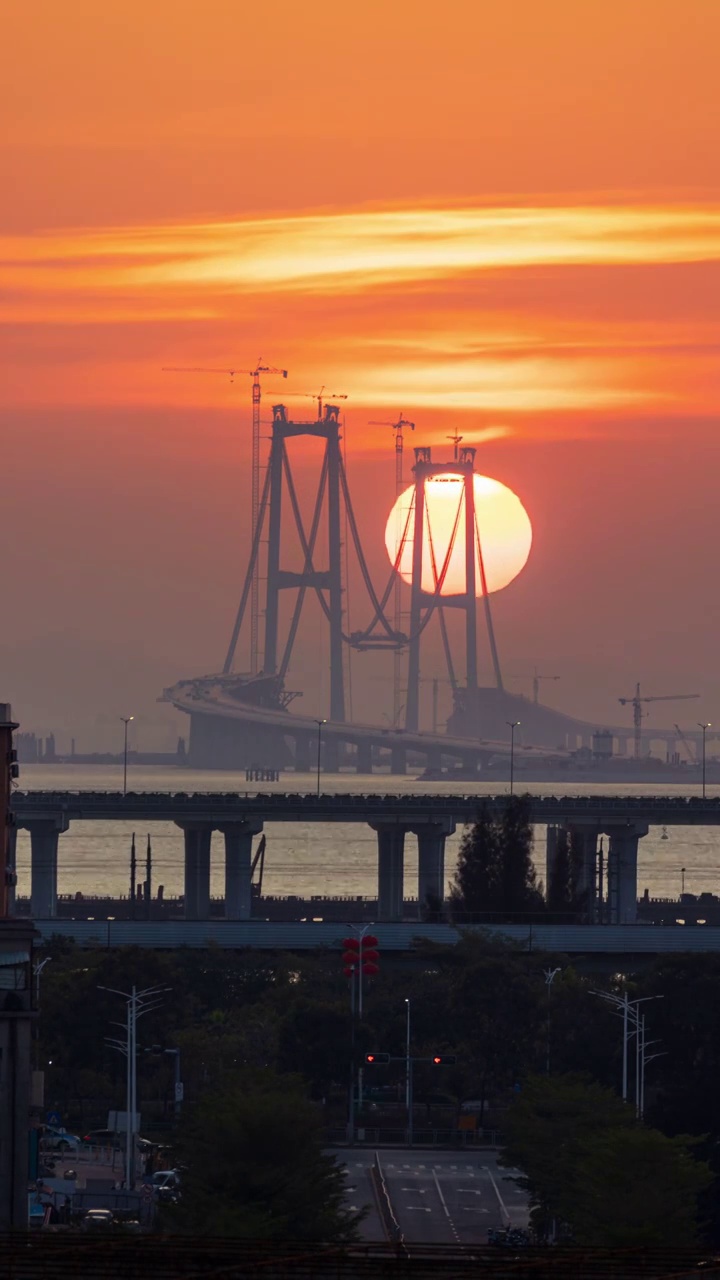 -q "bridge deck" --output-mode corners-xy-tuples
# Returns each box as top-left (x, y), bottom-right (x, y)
(31, 919), (720, 953)
(12, 791), (720, 826)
